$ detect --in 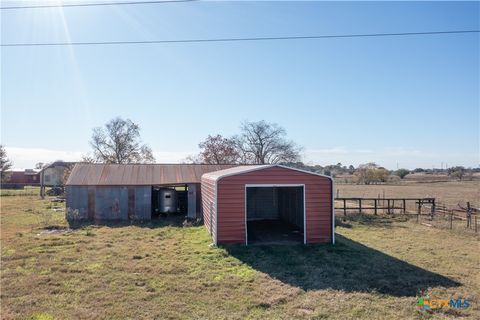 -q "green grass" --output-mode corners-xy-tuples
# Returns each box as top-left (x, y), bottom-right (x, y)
(1, 195), (479, 319)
